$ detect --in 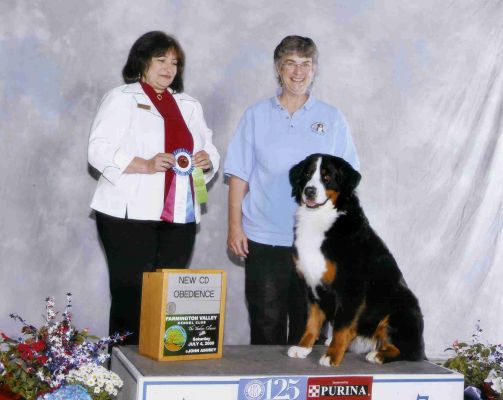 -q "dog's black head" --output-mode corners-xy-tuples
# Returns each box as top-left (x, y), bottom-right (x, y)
(289, 154), (361, 209)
